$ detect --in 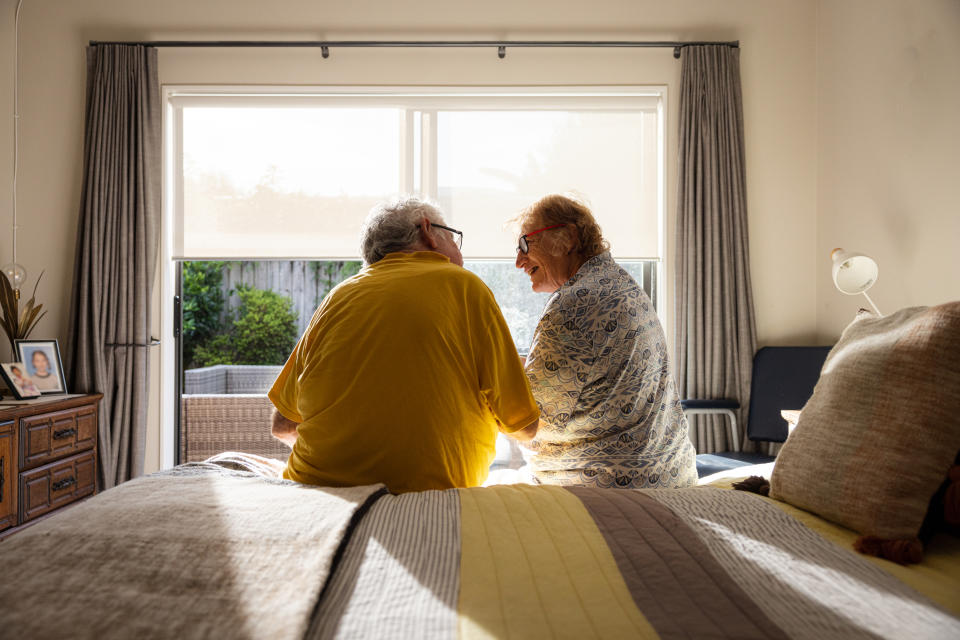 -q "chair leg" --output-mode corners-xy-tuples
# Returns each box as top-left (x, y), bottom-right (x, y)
(719, 410), (740, 452)
(682, 408), (740, 452)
